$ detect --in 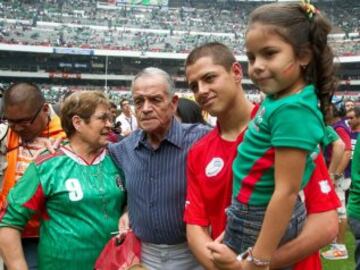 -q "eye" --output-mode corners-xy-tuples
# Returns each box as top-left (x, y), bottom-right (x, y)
(189, 82), (199, 93)
(263, 49), (277, 58)
(134, 98), (144, 108)
(204, 74), (216, 83)
(246, 53), (255, 64)
(152, 97), (163, 103)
